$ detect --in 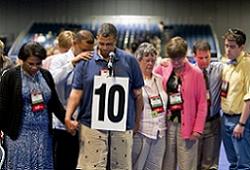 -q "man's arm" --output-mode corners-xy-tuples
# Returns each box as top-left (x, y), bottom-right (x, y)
(133, 88), (144, 132)
(233, 100), (250, 138)
(71, 51), (93, 66)
(233, 60), (250, 138)
(65, 89), (83, 135)
(50, 51), (92, 84)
